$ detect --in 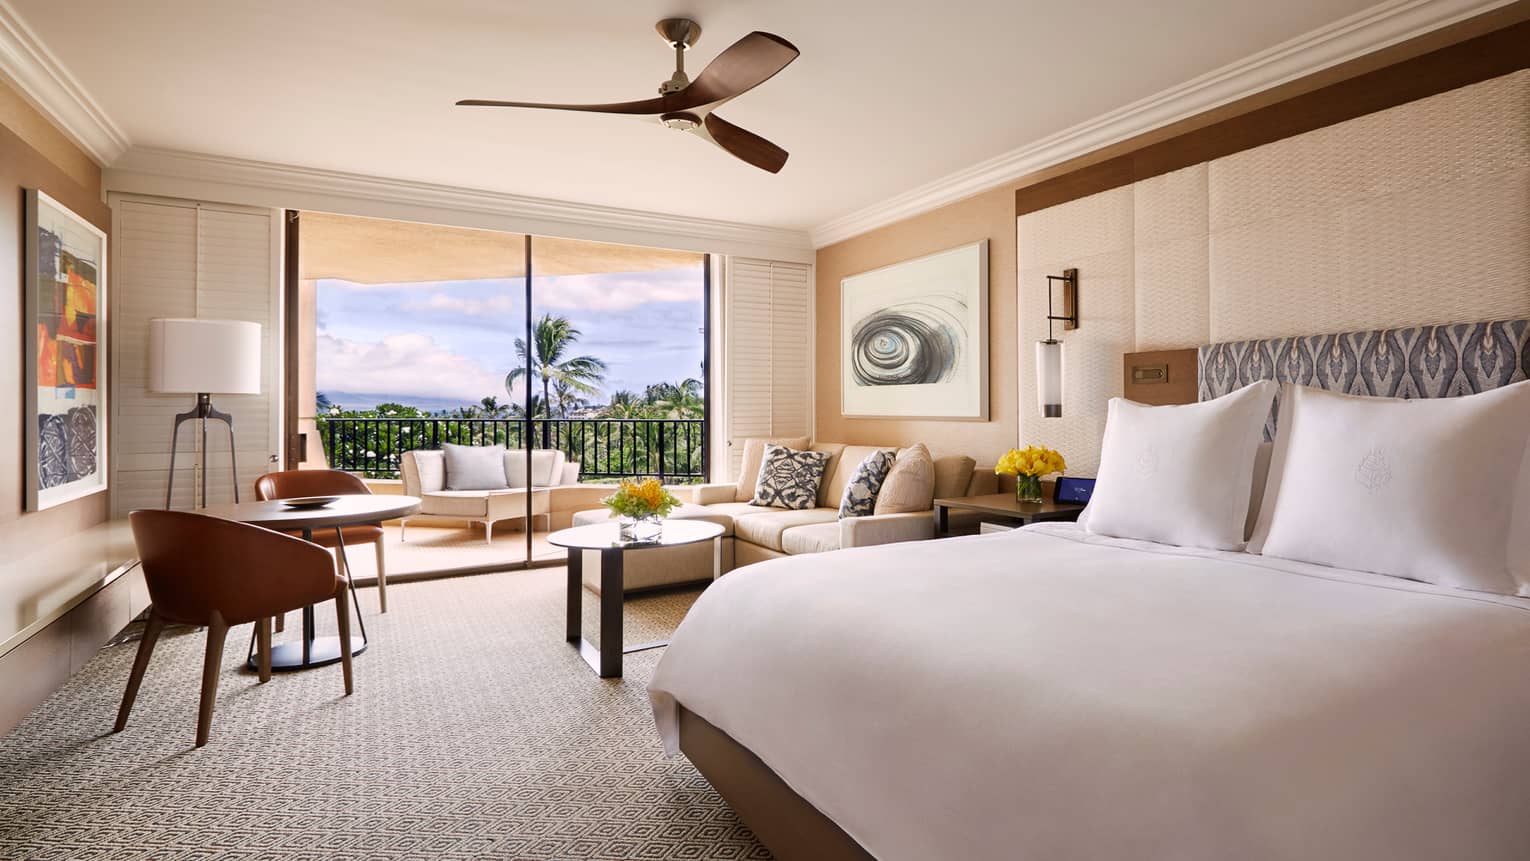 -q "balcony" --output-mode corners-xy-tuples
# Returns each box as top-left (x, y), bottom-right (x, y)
(315, 415), (709, 578)
(317, 416), (707, 483)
